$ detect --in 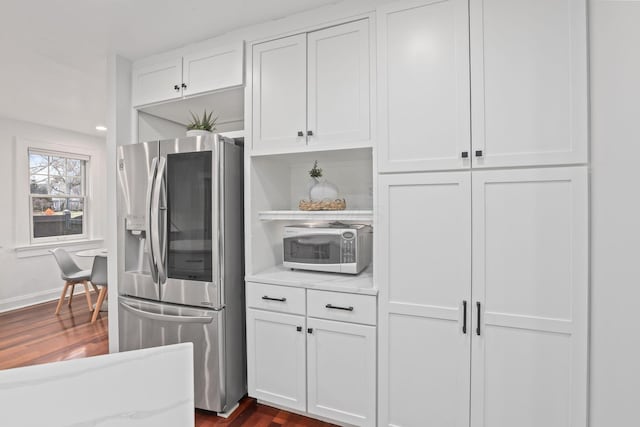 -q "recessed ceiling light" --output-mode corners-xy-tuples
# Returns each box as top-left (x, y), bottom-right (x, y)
(96, 125), (107, 131)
